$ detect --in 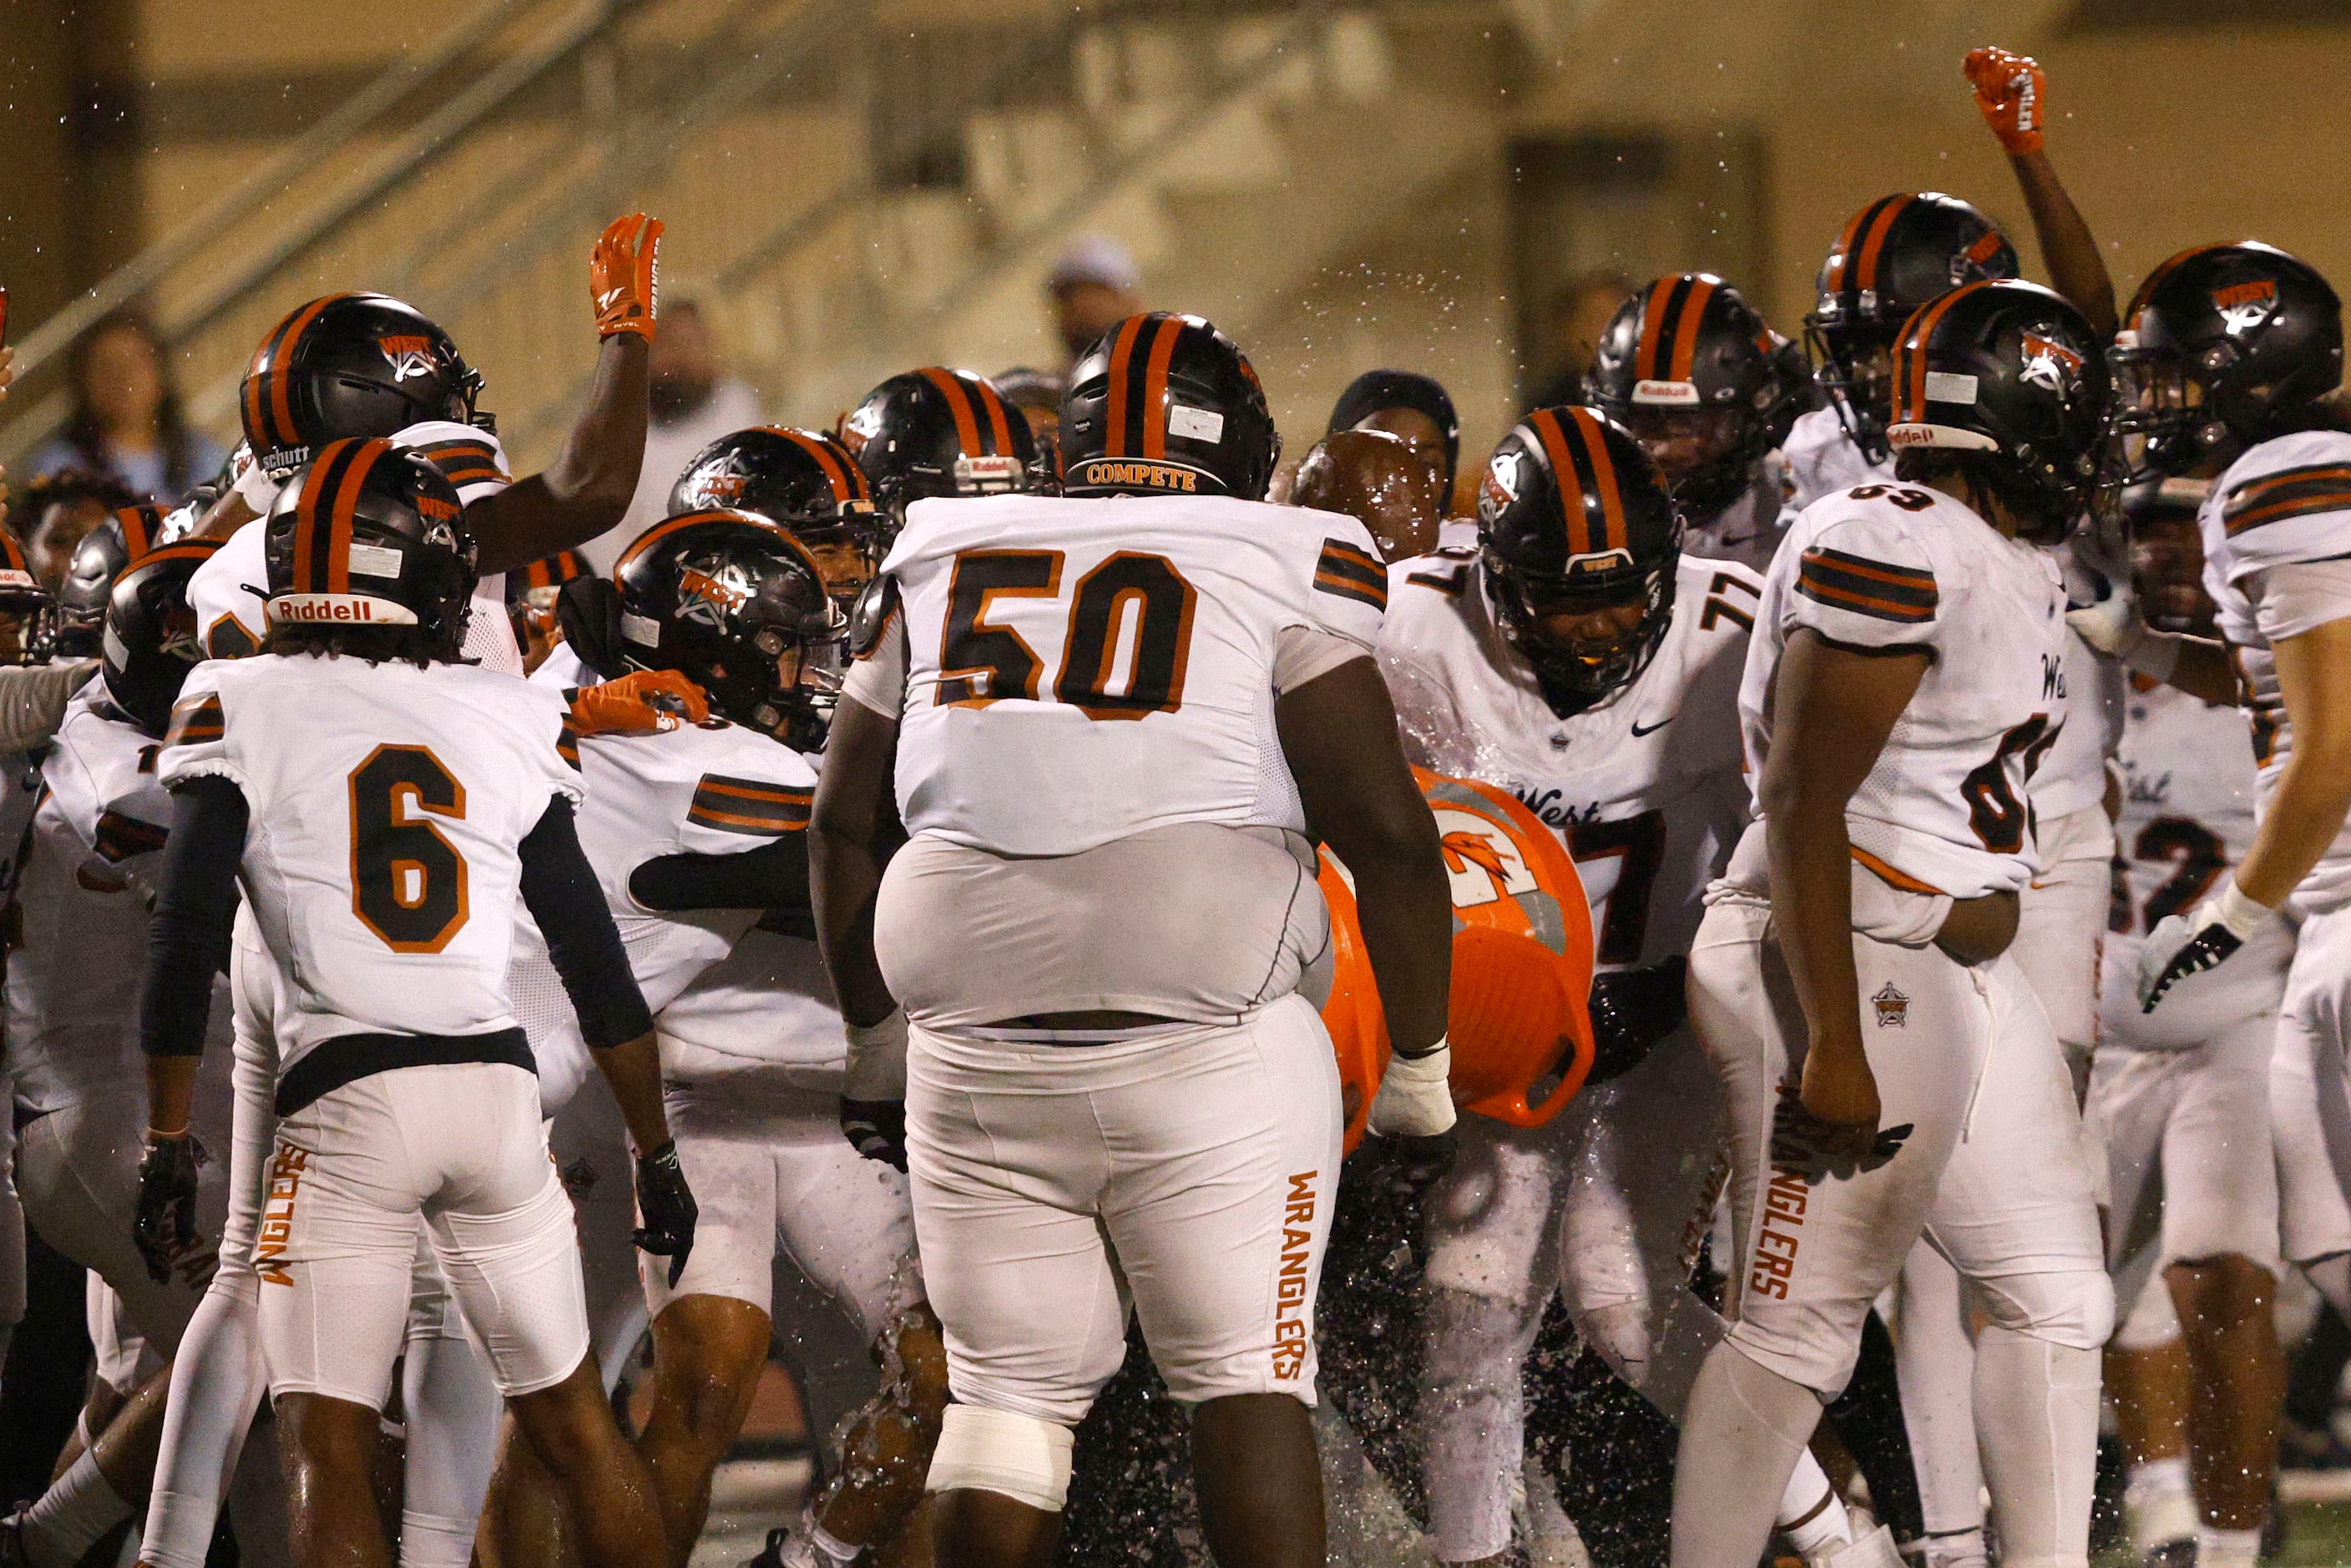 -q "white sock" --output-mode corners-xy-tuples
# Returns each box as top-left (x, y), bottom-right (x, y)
(397, 1511), (478, 1568)
(2123, 1455), (2198, 1557)
(1904, 1525), (1988, 1568)
(20, 1450), (132, 1568)
(1670, 1343), (1823, 1568)
(2197, 1525), (2262, 1568)
(1971, 1327), (2101, 1568)
(1776, 1455), (1853, 1554)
